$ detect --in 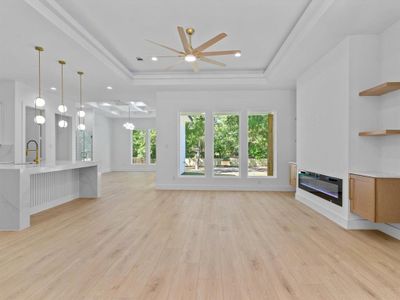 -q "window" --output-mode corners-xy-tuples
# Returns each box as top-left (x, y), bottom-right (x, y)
(132, 130), (147, 164)
(248, 113), (274, 177)
(179, 113), (205, 176)
(213, 114), (240, 177)
(149, 129), (157, 164)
